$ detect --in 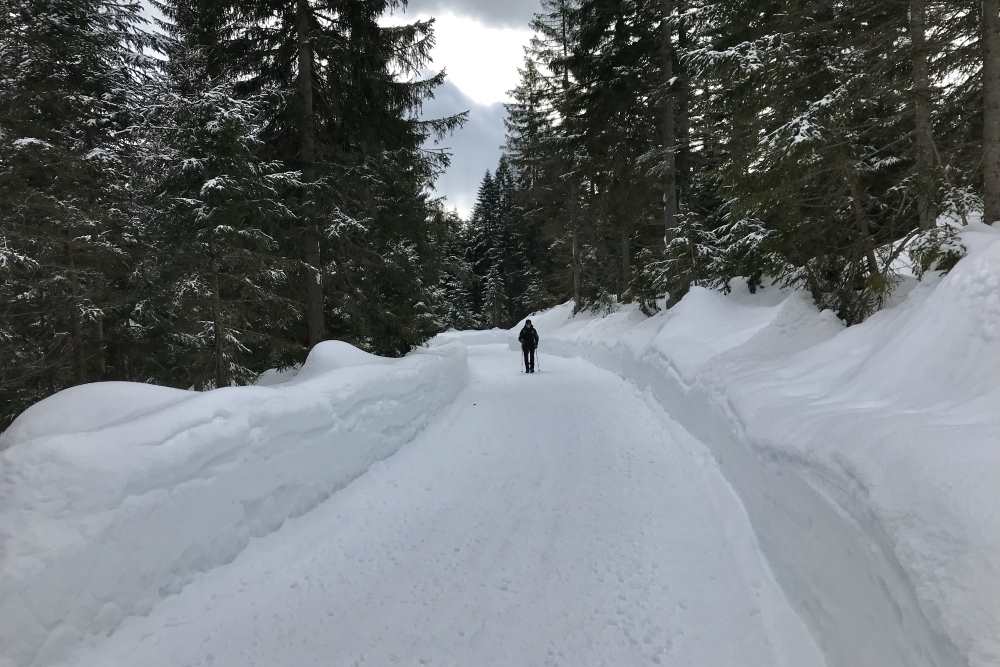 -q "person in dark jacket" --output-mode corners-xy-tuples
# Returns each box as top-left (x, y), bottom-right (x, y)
(518, 319), (539, 373)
